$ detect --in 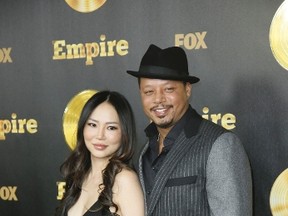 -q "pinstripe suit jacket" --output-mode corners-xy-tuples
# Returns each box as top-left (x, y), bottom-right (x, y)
(137, 110), (252, 216)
